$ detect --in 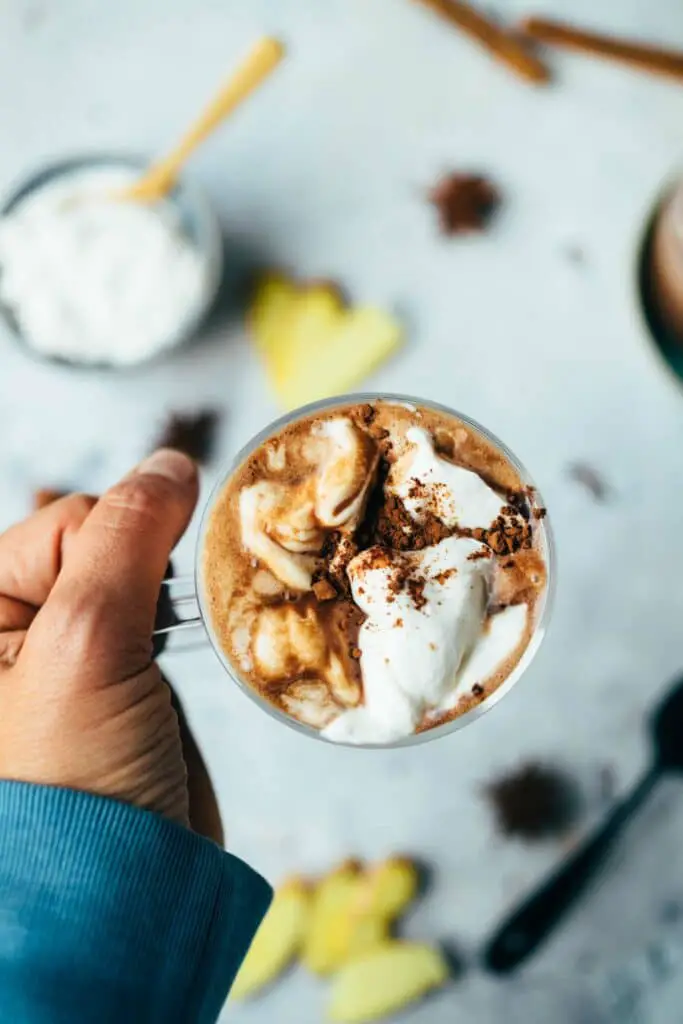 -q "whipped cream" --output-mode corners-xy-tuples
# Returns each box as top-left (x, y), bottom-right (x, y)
(390, 427), (504, 528)
(441, 603), (528, 709)
(322, 424), (529, 745)
(323, 537), (492, 743)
